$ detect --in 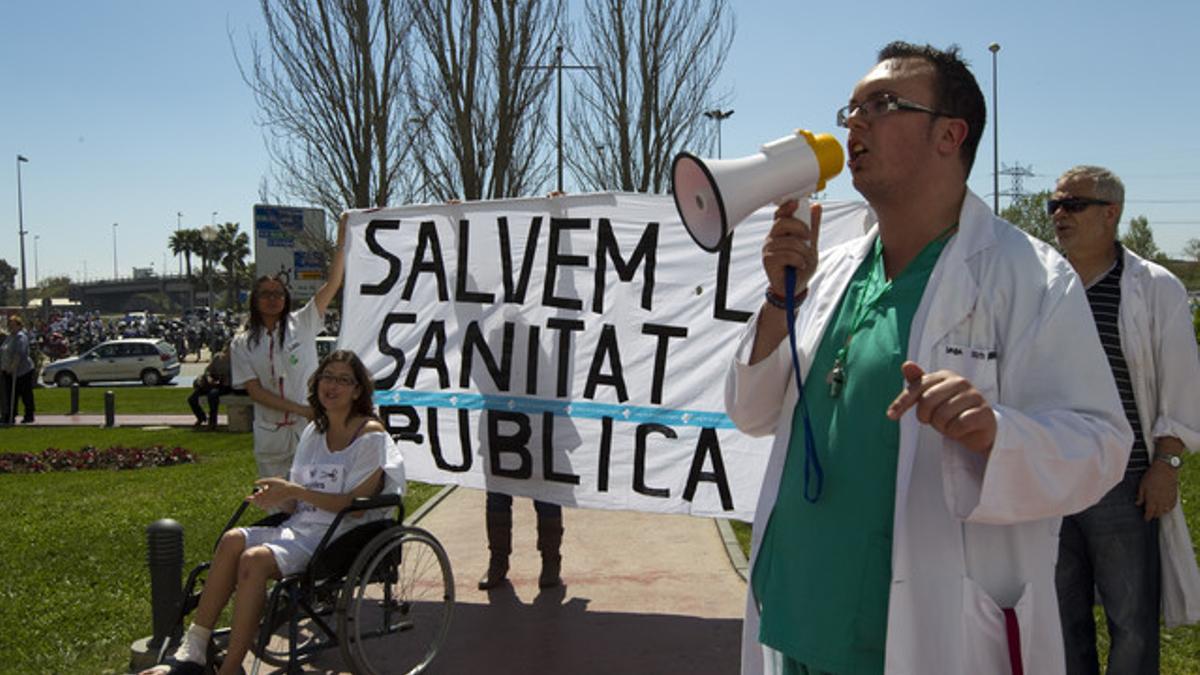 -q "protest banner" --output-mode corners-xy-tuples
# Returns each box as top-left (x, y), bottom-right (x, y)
(340, 193), (870, 520)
